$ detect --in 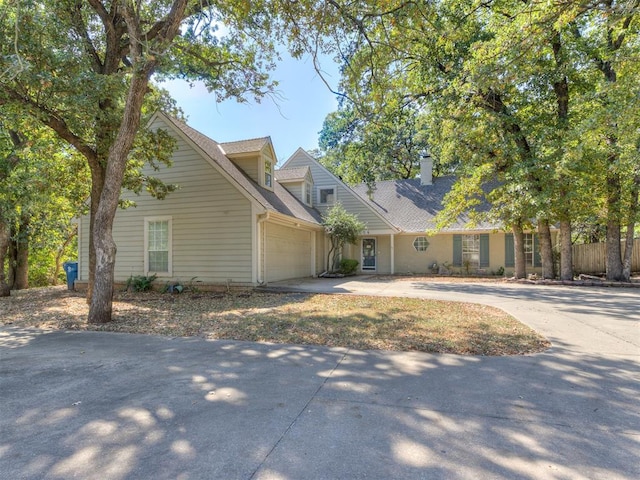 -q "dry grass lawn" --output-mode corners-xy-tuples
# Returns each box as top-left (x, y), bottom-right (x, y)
(0, 286), (550, 356)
